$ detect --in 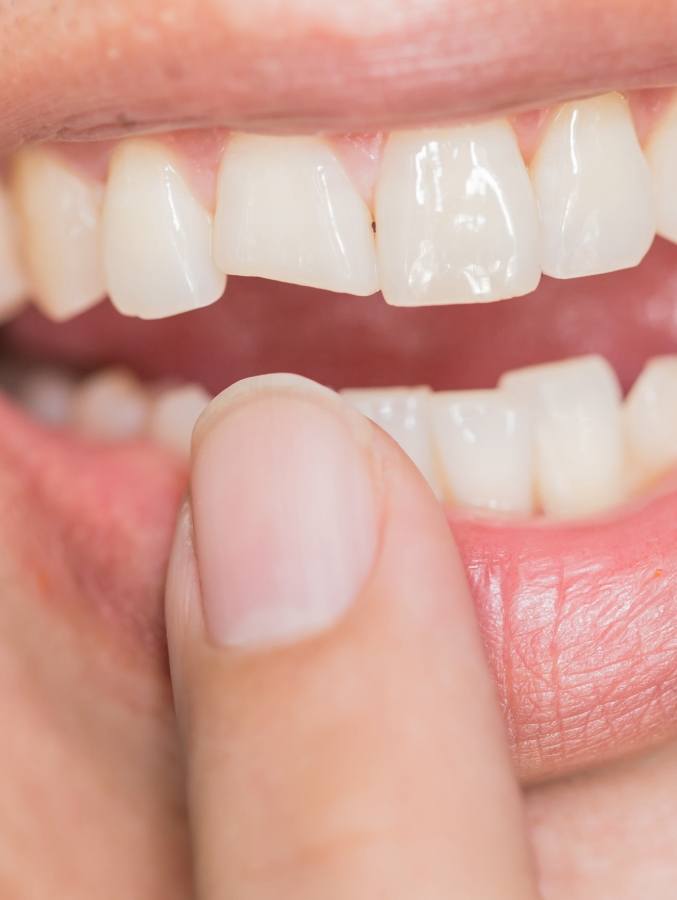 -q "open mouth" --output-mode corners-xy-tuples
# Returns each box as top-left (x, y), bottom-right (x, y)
(2, 51), (677, 786)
